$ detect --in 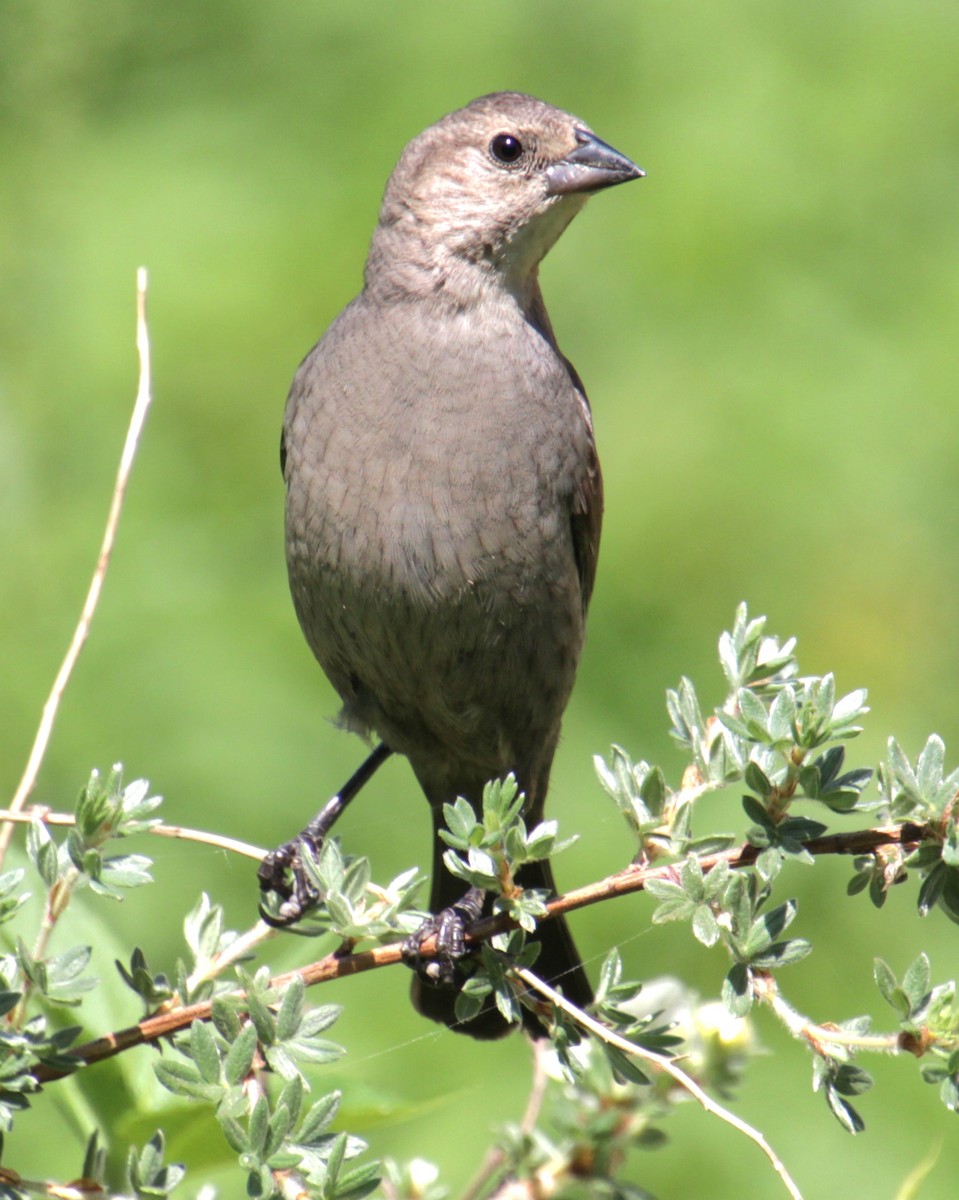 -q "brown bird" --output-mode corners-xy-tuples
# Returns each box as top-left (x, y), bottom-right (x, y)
(271, 92), (642, 1037)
